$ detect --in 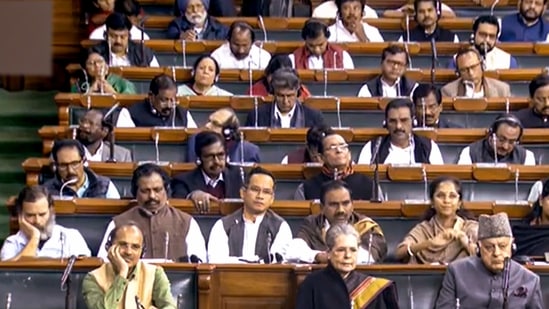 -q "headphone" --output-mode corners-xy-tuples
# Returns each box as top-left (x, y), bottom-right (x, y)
(130, 163), (172, 197)
(301, 19), (331, 41)
(488, 114), (524, 140)
(454, 47), (484, 77)
(227, 21), (256, 42)
(222, 111), (240, 141)
(413, 0), (442, 22)
(51, 140), (89, 173)
(191, 55), (220, 84)
(105, 223), (147, 258)
(382, 99), (418, 128)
